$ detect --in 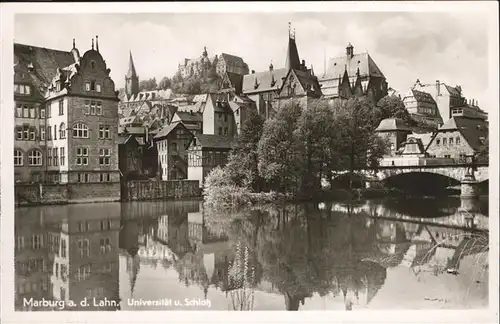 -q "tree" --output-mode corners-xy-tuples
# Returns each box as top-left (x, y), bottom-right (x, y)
(158, 76), (171, 90)
(258, 100), (304, 195)
(225, 109), (265, 191)
(139, 78), (158, 91)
